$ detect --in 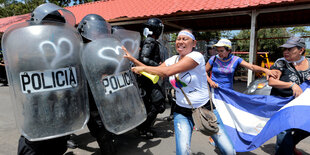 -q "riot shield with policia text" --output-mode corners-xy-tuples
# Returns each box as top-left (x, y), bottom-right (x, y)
(81, 35), (146, 135)
(1, 3), (89, 141)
